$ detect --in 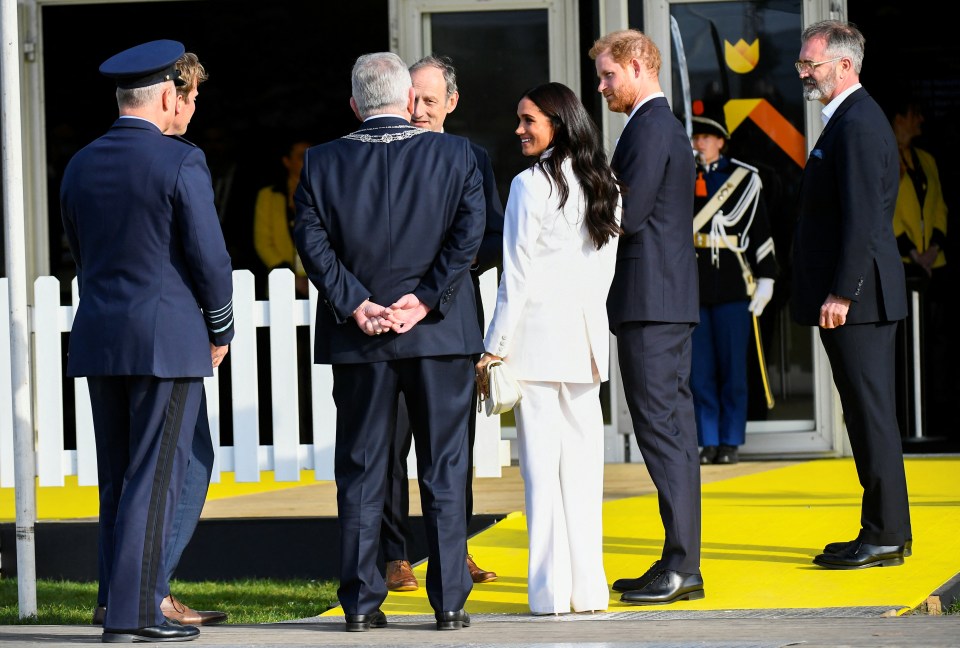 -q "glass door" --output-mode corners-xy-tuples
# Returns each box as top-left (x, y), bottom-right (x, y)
(392, 1), (615, 465)
(638, 0), (846, 456)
